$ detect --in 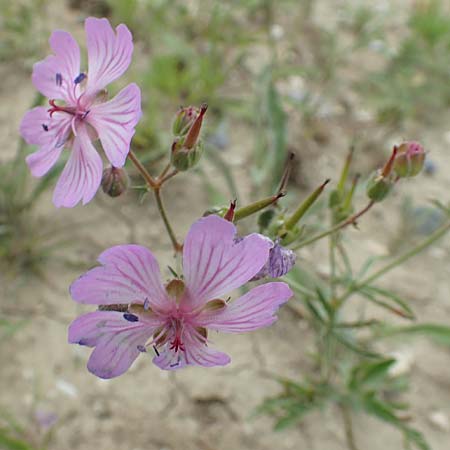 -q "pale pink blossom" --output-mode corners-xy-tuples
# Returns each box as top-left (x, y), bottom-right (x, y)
(20, 17), (141, 207)
(69, 215), (293, 378)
